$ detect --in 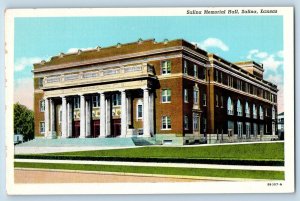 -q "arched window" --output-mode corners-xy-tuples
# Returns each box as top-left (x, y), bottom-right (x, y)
(227, 97), (234, 115)
(259, 106), (264, 120)
(253, 104), (257, 119)
(245, 102), (250, 117)
(237, 99), (243, 116)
